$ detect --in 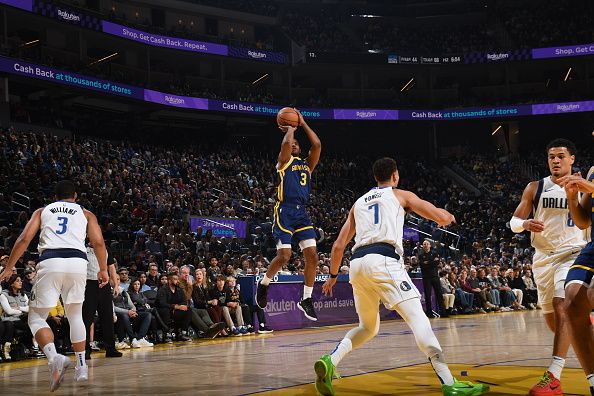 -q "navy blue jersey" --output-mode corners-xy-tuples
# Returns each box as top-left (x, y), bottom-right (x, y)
(276, 156), (311, 205)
